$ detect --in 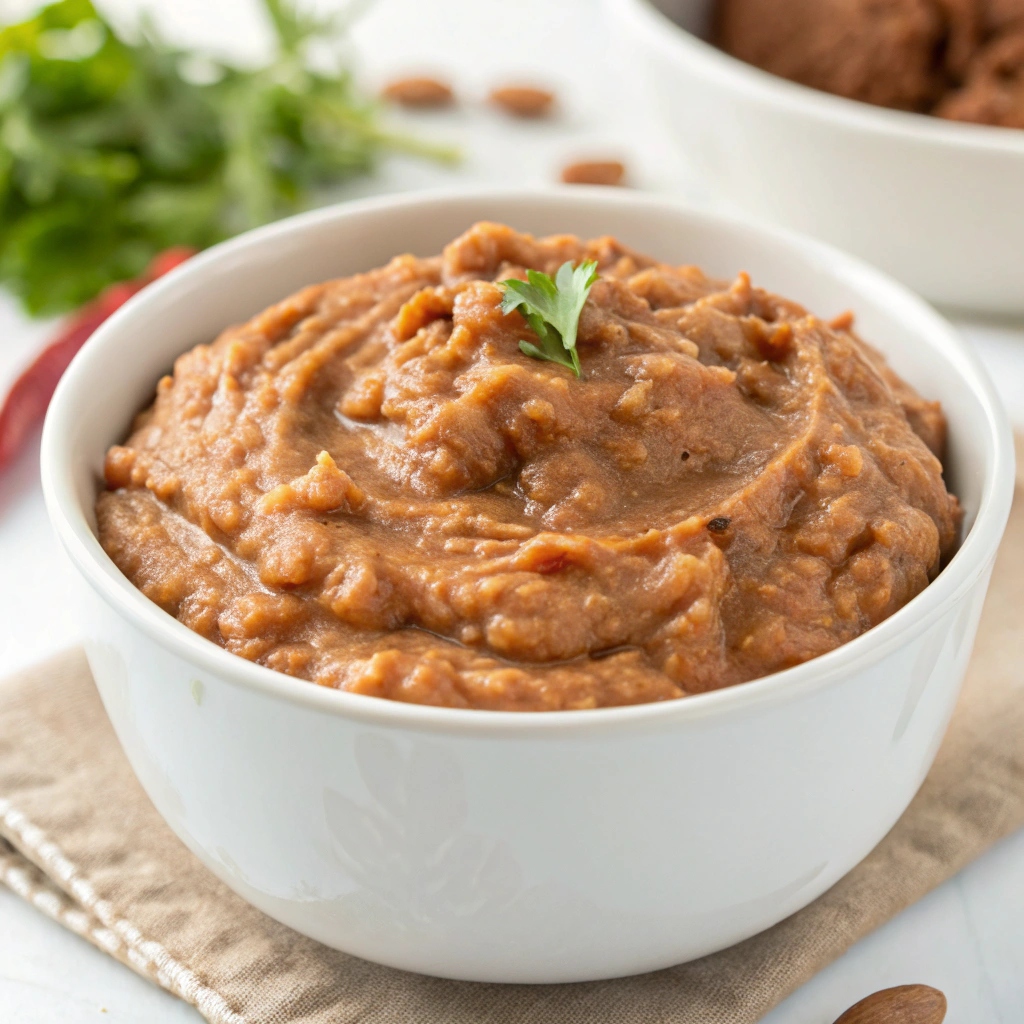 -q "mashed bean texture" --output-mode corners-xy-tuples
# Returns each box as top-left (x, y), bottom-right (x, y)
(98, 224), (961, 710)
(716, 0), (1024, 128)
